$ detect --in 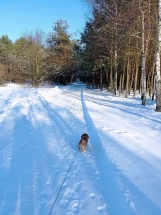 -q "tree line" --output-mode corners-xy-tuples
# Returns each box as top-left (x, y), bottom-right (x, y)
(0, 20), (78, 86)
(78, 0), (161, 110)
